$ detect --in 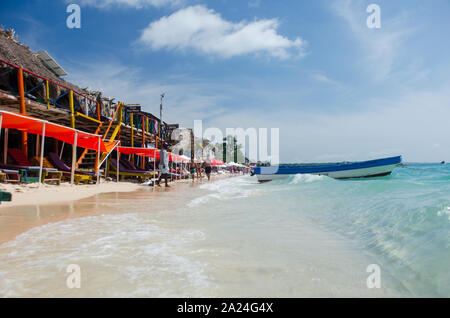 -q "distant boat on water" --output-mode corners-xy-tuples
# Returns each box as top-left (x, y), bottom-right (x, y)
(253, 156), (402, 182)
